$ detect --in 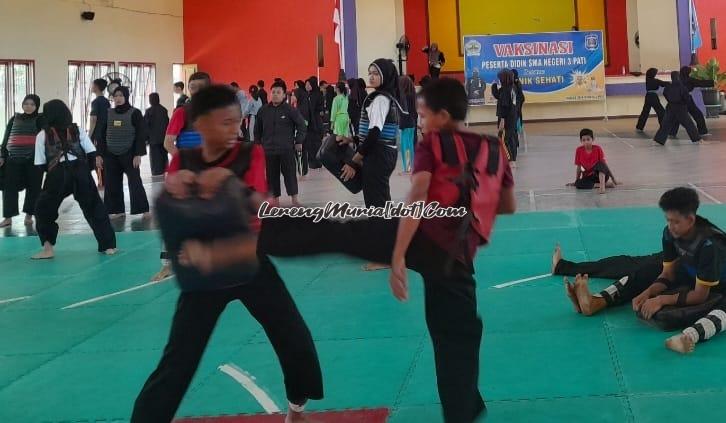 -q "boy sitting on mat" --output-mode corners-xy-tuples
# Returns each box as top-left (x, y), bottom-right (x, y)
(567, 129), (617, 194)
(568, 187), (726, 353)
